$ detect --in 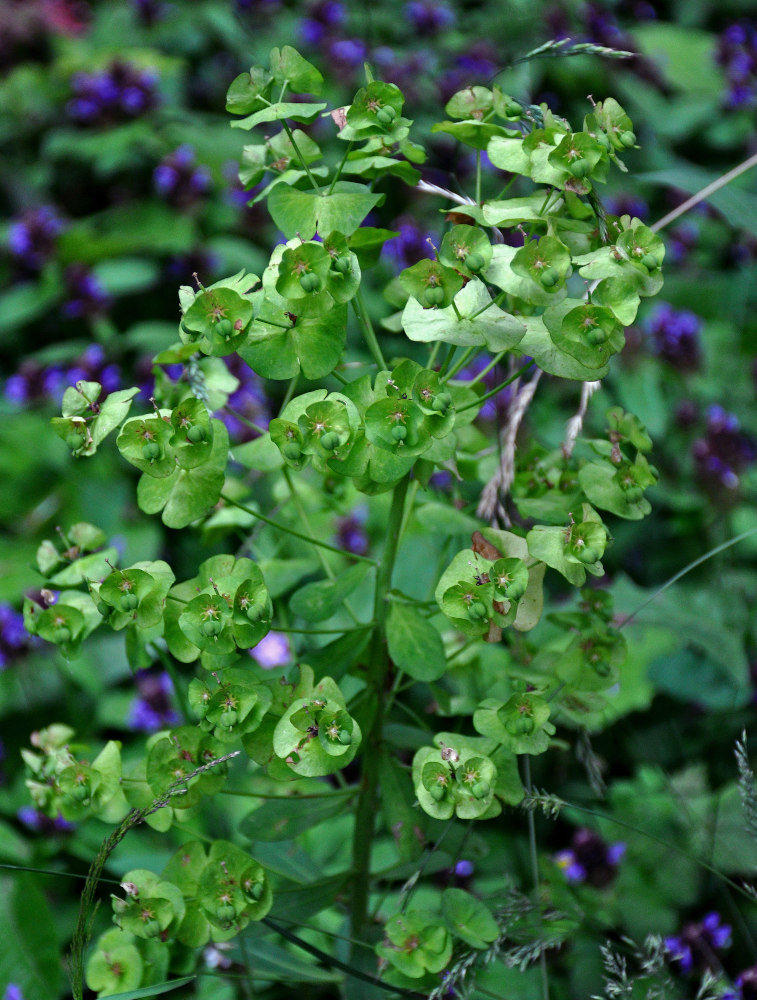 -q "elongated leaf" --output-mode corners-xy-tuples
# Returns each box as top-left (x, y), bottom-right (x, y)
(0, 874), (61, 1000)
(289, 563), (370, 621)
(241, 794), (349, 842)
(94, 976), (196, 999)
(386, 602), (446, 682)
